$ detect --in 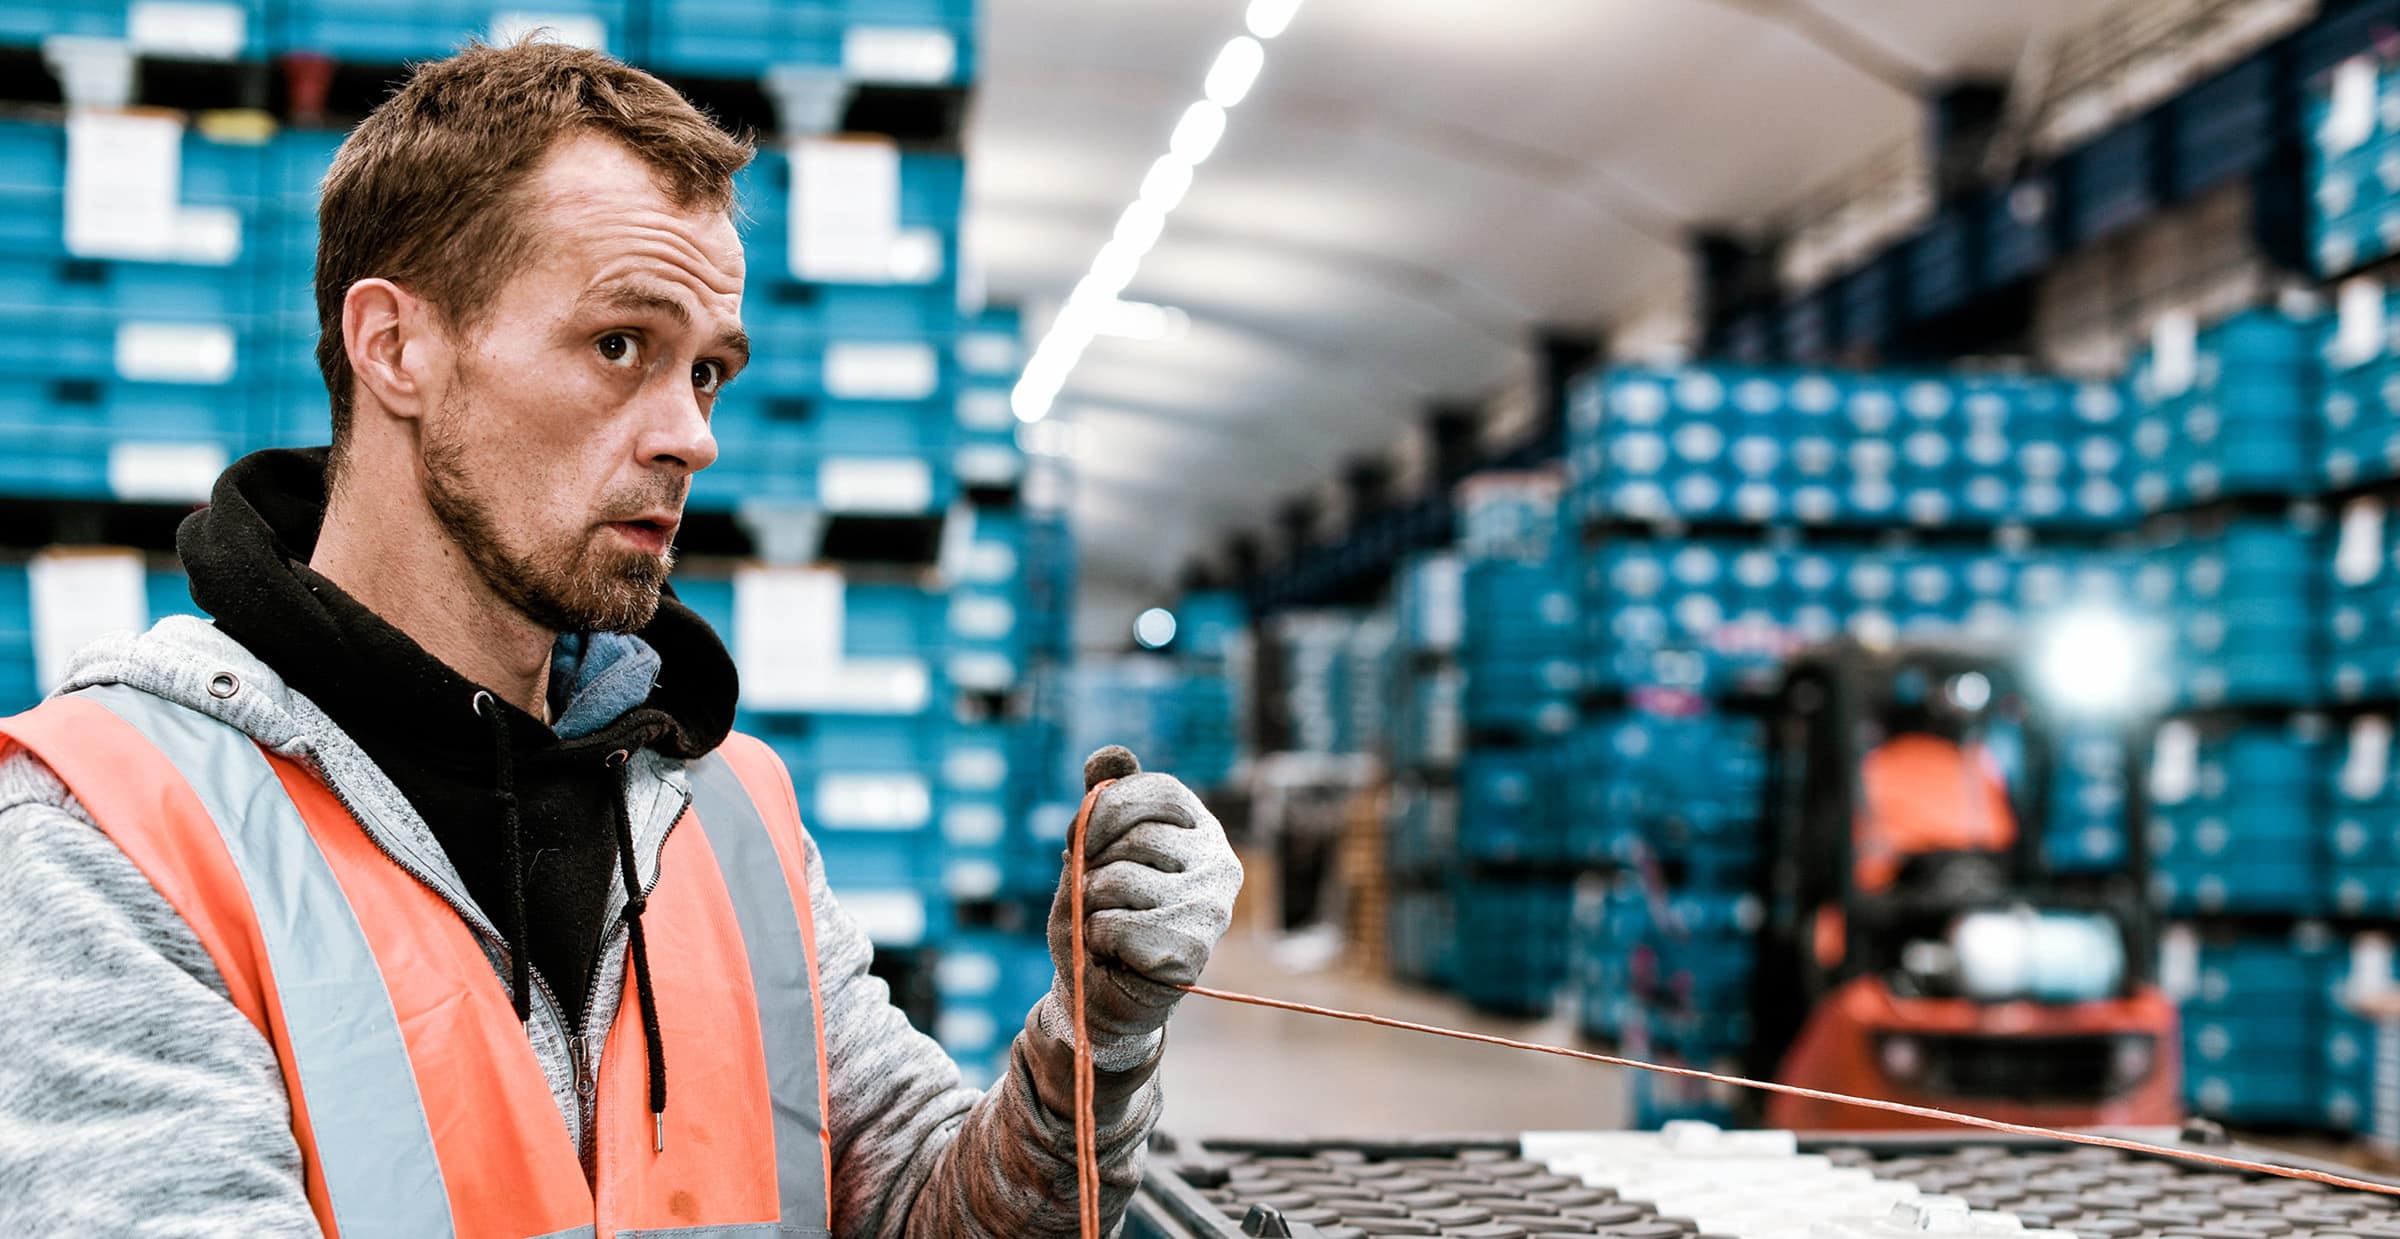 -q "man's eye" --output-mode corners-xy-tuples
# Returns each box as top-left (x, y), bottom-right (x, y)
(597, 333), (642, 367)
(694, 359), (725, 395)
